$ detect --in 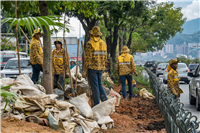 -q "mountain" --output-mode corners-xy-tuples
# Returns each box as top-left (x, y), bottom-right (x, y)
(168, 31), (200, 45)
(181, 18), (200, 34)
